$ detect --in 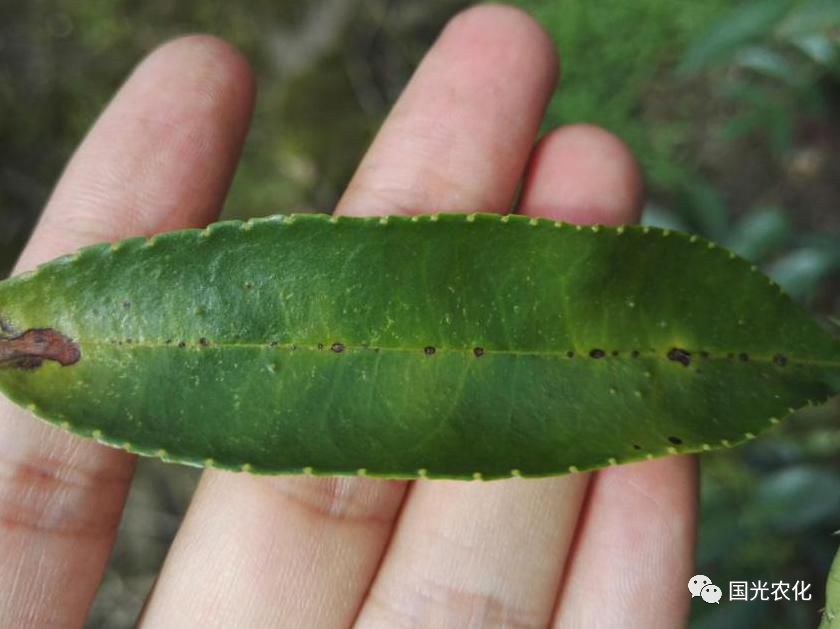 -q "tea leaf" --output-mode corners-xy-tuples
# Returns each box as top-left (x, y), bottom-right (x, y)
(0, 213), (838, 479)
